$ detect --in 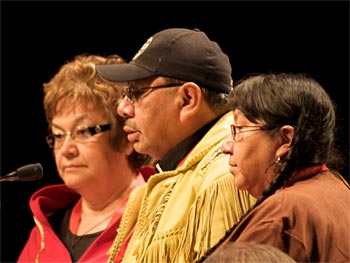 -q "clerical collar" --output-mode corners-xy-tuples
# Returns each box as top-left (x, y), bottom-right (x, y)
(155, 117), (221, 173)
